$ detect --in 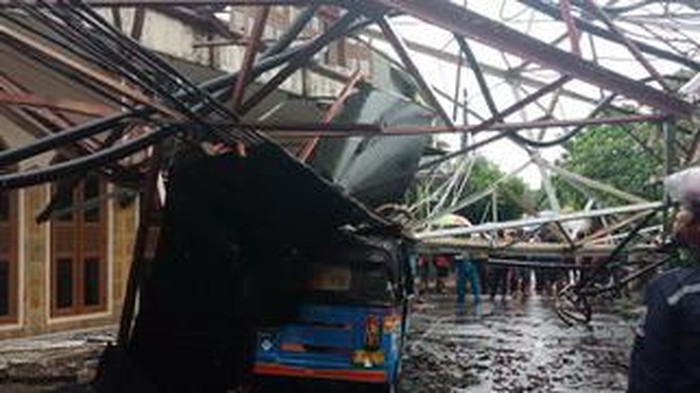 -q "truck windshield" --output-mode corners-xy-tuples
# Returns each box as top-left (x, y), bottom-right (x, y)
(306, 259), (394, 304)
